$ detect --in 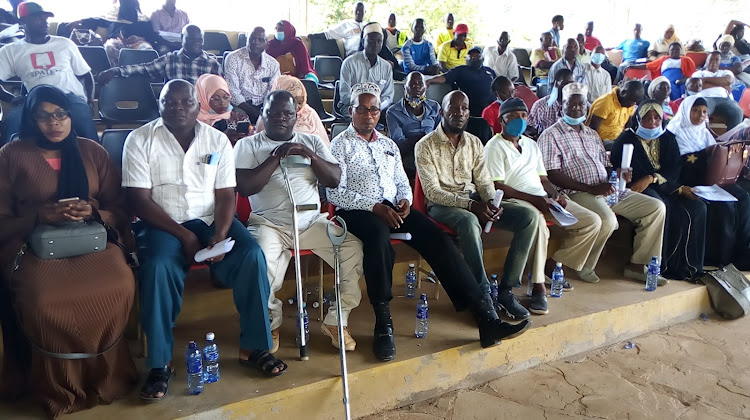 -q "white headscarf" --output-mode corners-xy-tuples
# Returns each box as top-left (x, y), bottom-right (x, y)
(647, 76), (670, 101)
(666, 95), (715, 155)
